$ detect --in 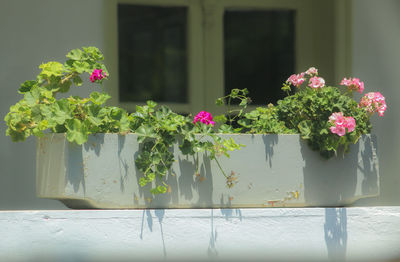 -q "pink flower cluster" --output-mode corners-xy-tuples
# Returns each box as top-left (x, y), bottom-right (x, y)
(329, 112), (356, 137)
(287, 67), (325, 89)
(90, 69), (107, 83)
(193, 111), (215, 126)
(359, 92), (387, 116)
(287, 73), (305, 88)
(340, 77), (364, 93)
(305, 67), (318, 76)
(308, 76), (325, 89)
